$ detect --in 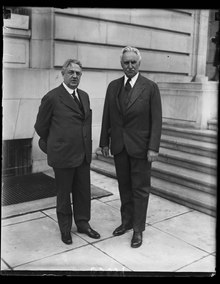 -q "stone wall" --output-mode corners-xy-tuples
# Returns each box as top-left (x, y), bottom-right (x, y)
(3, 8), (215, 173)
